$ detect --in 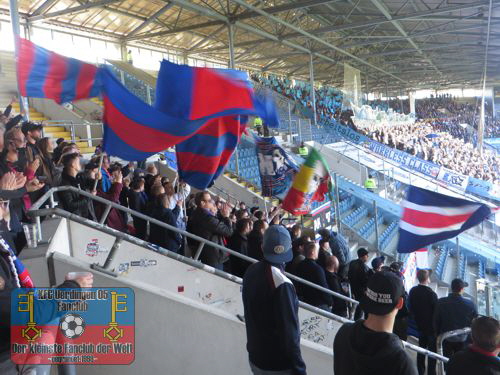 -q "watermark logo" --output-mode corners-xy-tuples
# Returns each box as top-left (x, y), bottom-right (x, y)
(11, 288), (135, 365)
